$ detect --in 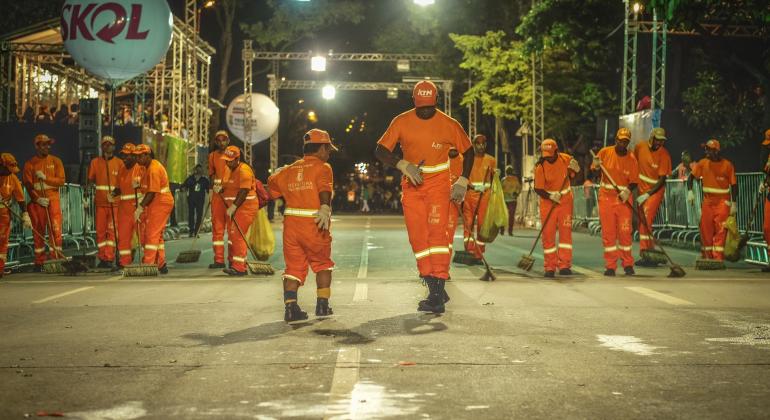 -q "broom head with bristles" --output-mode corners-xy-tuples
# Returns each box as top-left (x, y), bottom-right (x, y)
(72, 255), (96, 269)
(176, 249), (202, 264)
(517, 254), (535, 272)
(695, 258), (726, 270)
(42, 259), (68, 274)
(452, 250), (482, 266)
(640, 249), (669, 265)
(668, 264), (687, 278)
(123, 263), (159, 277)
(247, 261), (275, 275)
(62, 260), (89, 276)
(479, 267), (497, 281)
